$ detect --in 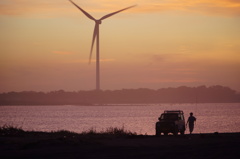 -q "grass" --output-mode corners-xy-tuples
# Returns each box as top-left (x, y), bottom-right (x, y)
(0, 125), (138, 147)
(0, 125), (137, 139)
(0, 125), (25, 137)
(81, 127), (137, 136)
